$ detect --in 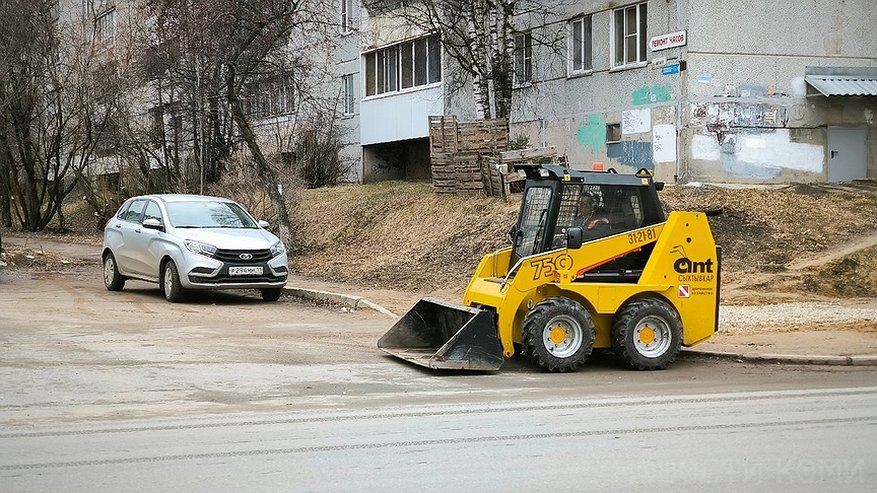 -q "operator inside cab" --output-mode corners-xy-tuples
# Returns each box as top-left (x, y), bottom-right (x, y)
(573, 192), (611, 238)
(551, 189), (613, 249)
